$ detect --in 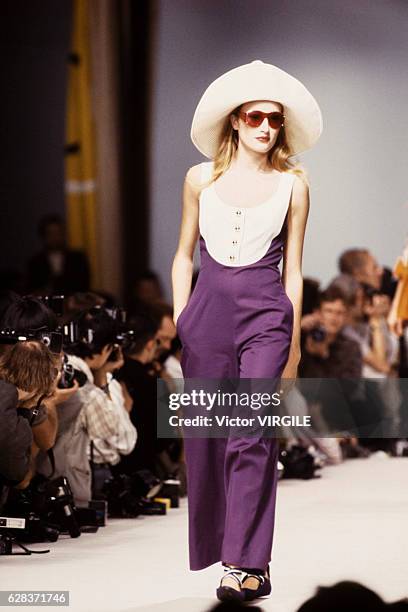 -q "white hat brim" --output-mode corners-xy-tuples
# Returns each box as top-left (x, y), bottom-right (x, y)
(190, 60), (323, 158)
